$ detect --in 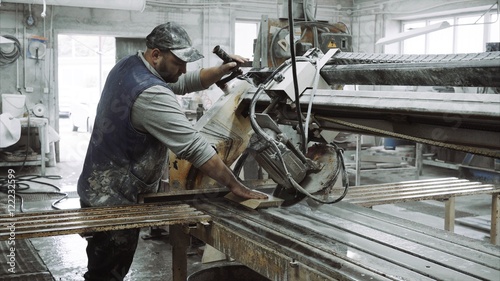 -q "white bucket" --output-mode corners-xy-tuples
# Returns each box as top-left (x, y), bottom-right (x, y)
(2, 94), (26, 118)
